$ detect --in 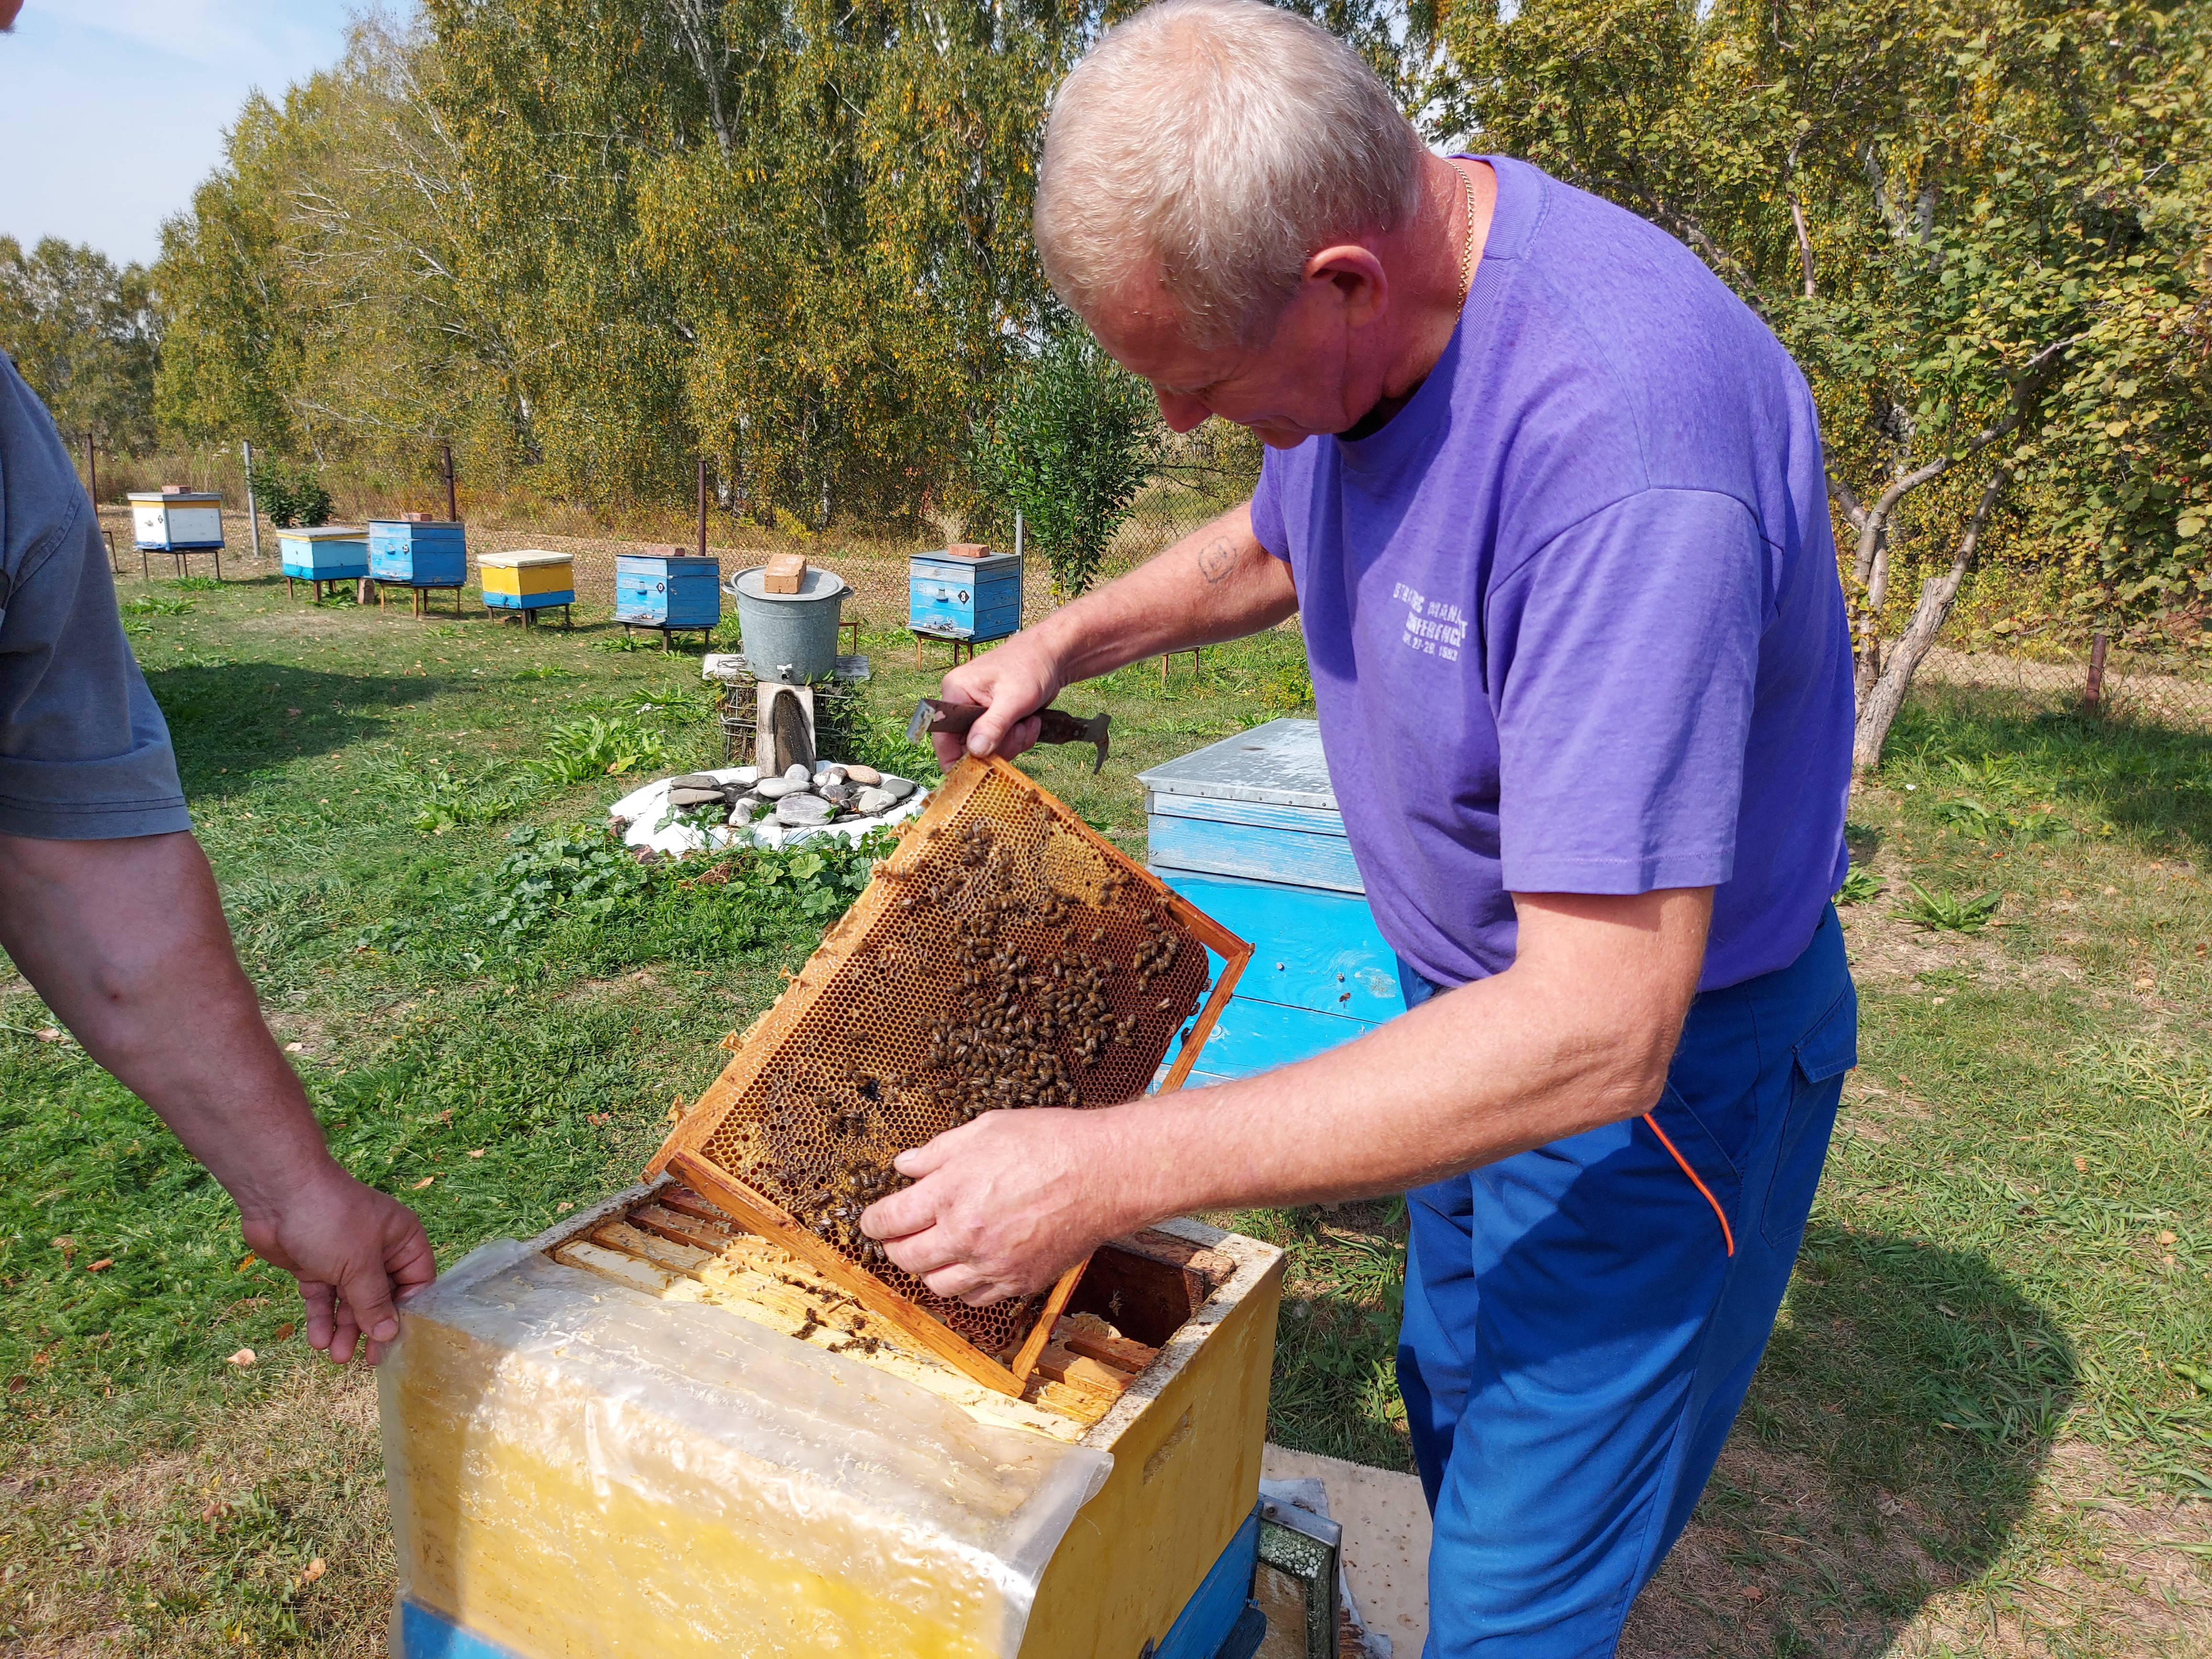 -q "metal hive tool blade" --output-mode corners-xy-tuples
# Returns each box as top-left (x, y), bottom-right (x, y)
(646, 755), (1252, 1393)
